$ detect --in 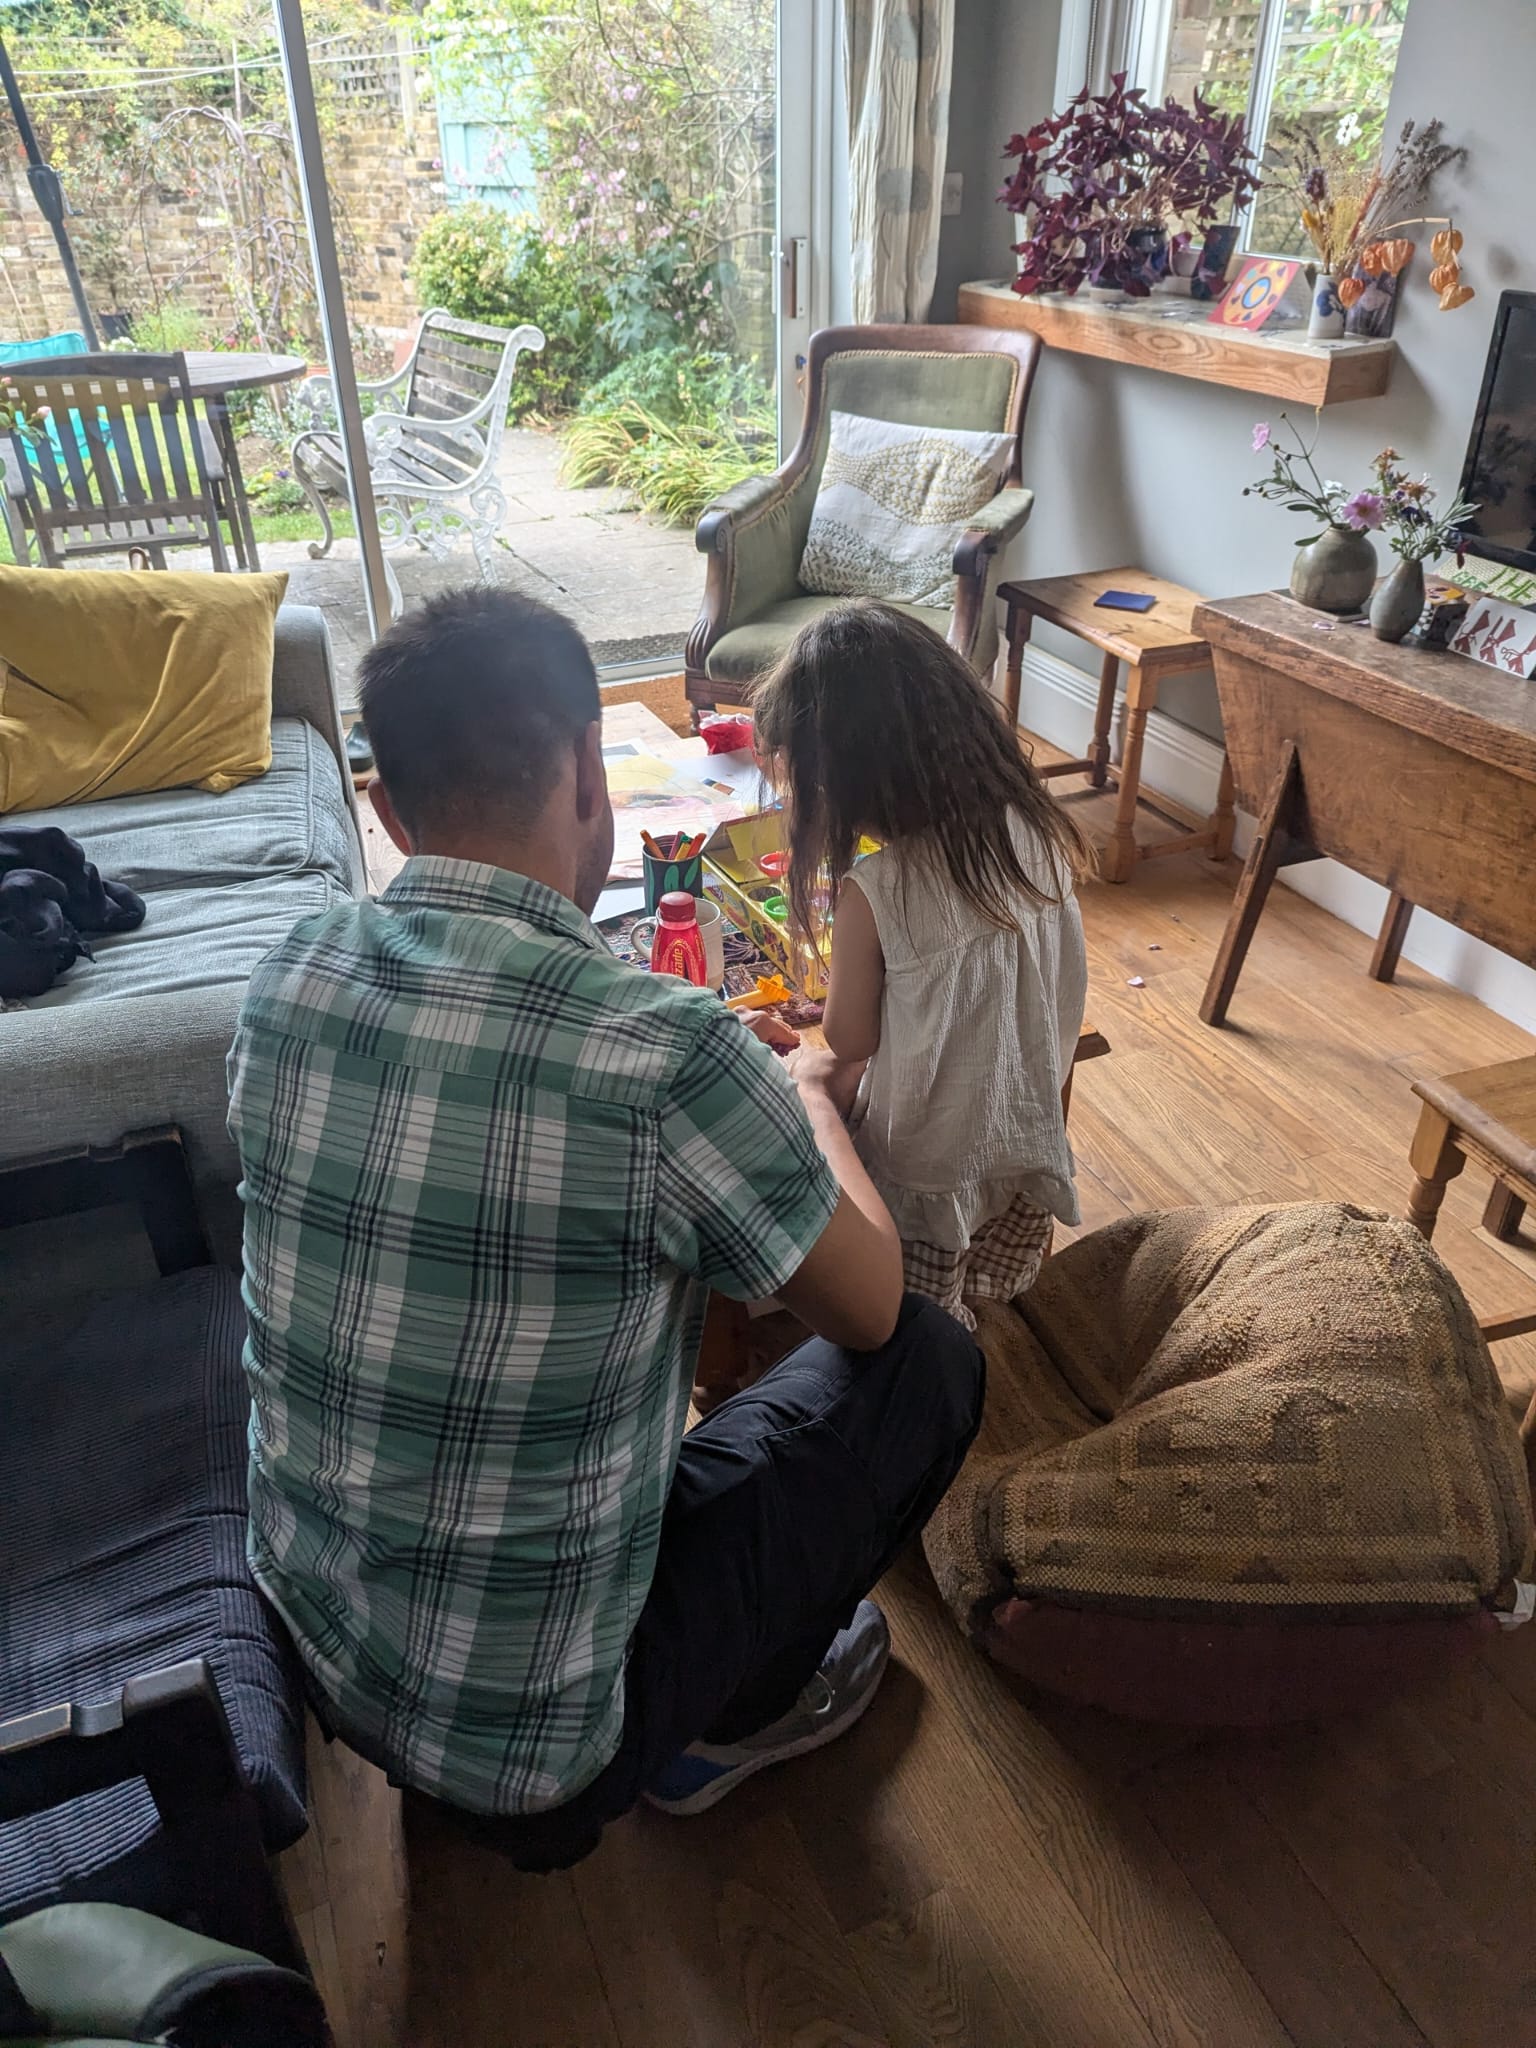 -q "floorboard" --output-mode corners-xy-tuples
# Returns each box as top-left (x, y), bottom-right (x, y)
(285, 737), (1536, 2046)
